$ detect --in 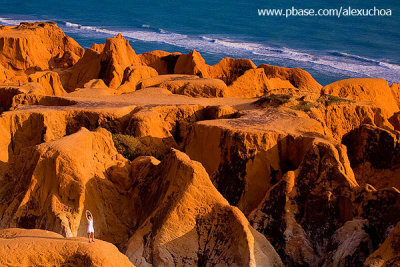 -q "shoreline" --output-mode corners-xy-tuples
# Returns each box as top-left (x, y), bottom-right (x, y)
(0, 17), (399, 85)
